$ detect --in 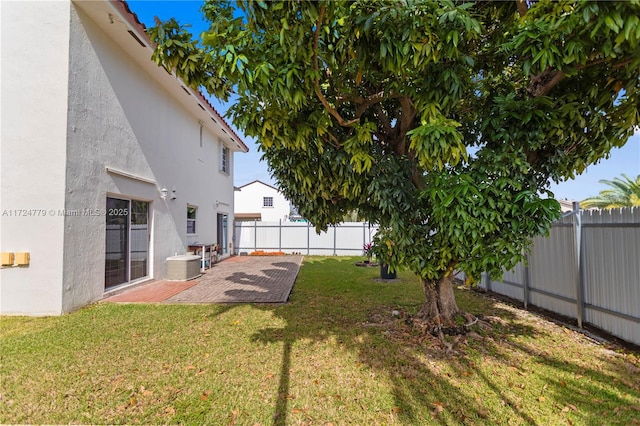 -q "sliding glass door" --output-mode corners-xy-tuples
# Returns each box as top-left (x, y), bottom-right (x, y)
(105, 197), (149, 289)
(217, 213), (228, 254)
(130, 200), (149, 281)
